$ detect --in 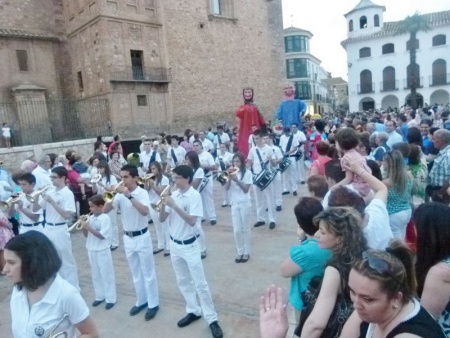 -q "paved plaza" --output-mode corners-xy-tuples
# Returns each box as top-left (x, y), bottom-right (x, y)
(0, 183), (309, 338)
